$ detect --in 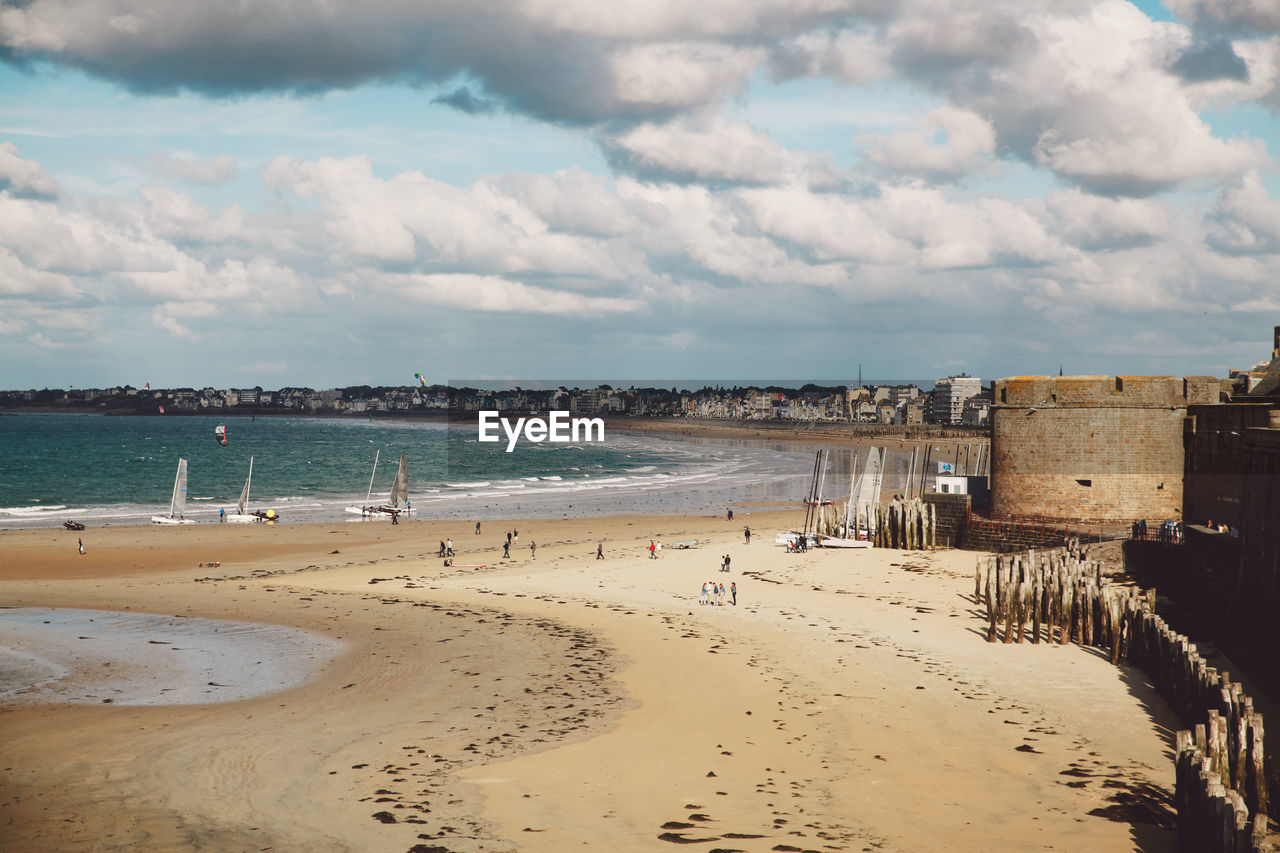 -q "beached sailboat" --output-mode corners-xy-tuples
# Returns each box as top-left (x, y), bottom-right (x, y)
(225, 456), (276, 522)
(151, 458), (196, 525)
(345, 451), (411, 519)
(821, 449), (875, 549)
(776, 450), (829, 548)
